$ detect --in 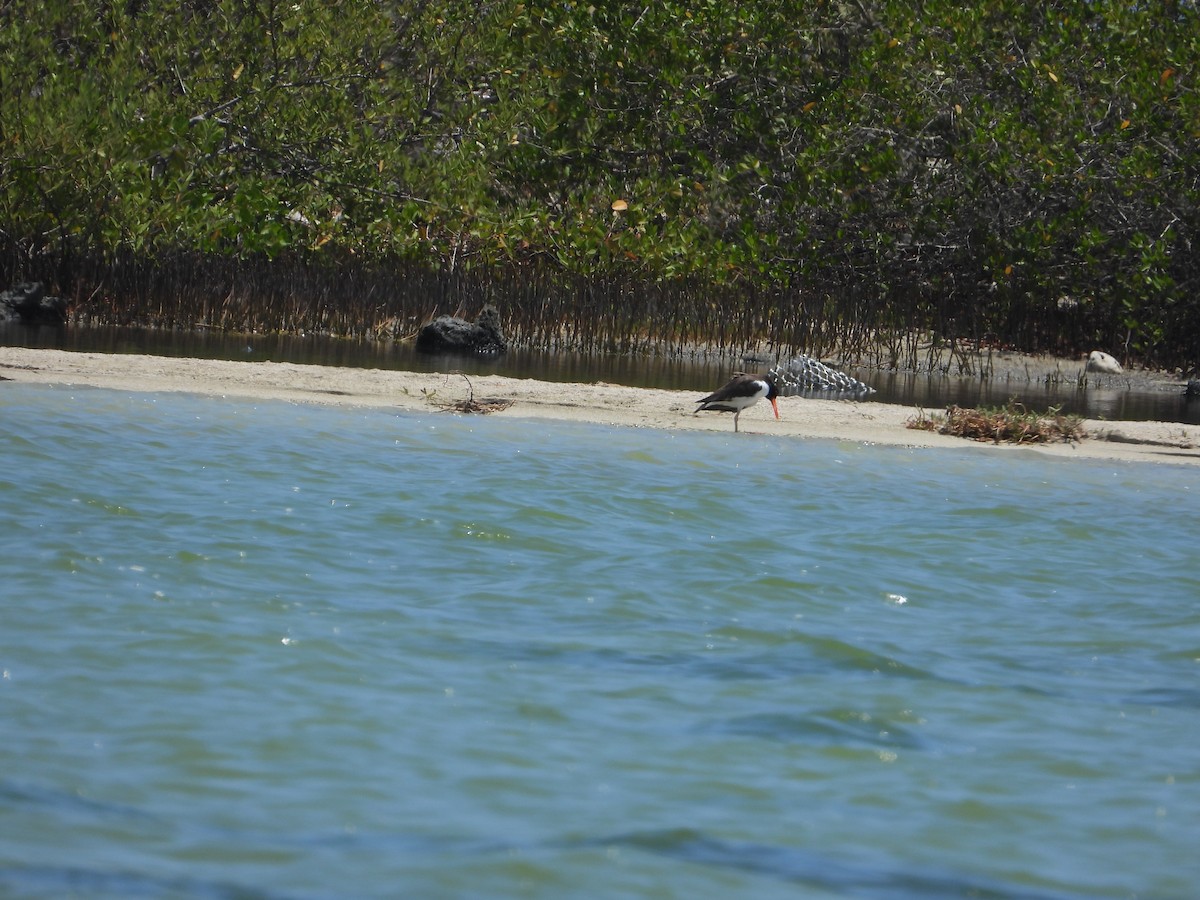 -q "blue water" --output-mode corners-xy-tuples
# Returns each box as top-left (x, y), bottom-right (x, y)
(2, 383), (1198, 900)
